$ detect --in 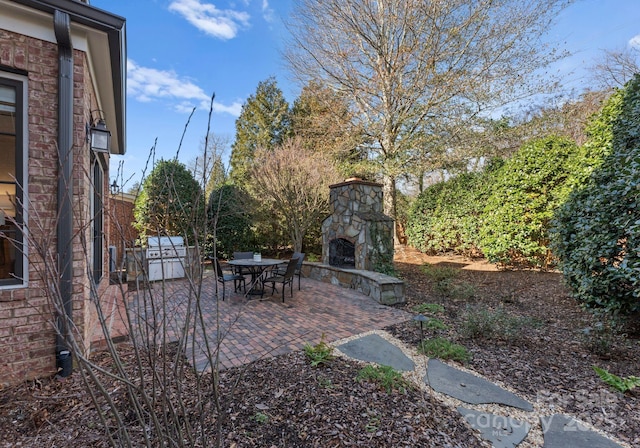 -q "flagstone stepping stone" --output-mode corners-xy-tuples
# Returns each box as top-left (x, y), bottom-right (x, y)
(336, 334), (415, 371)
(540, 414), (623, 448)
(458, 407), (530, 448)
(425, 359), (534, 411)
